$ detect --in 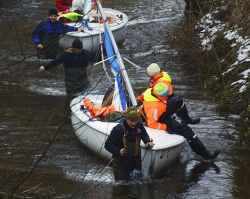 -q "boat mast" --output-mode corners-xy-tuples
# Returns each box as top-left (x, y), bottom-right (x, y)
(96, 1), (137, 106)
(83, 0), (92, 15)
